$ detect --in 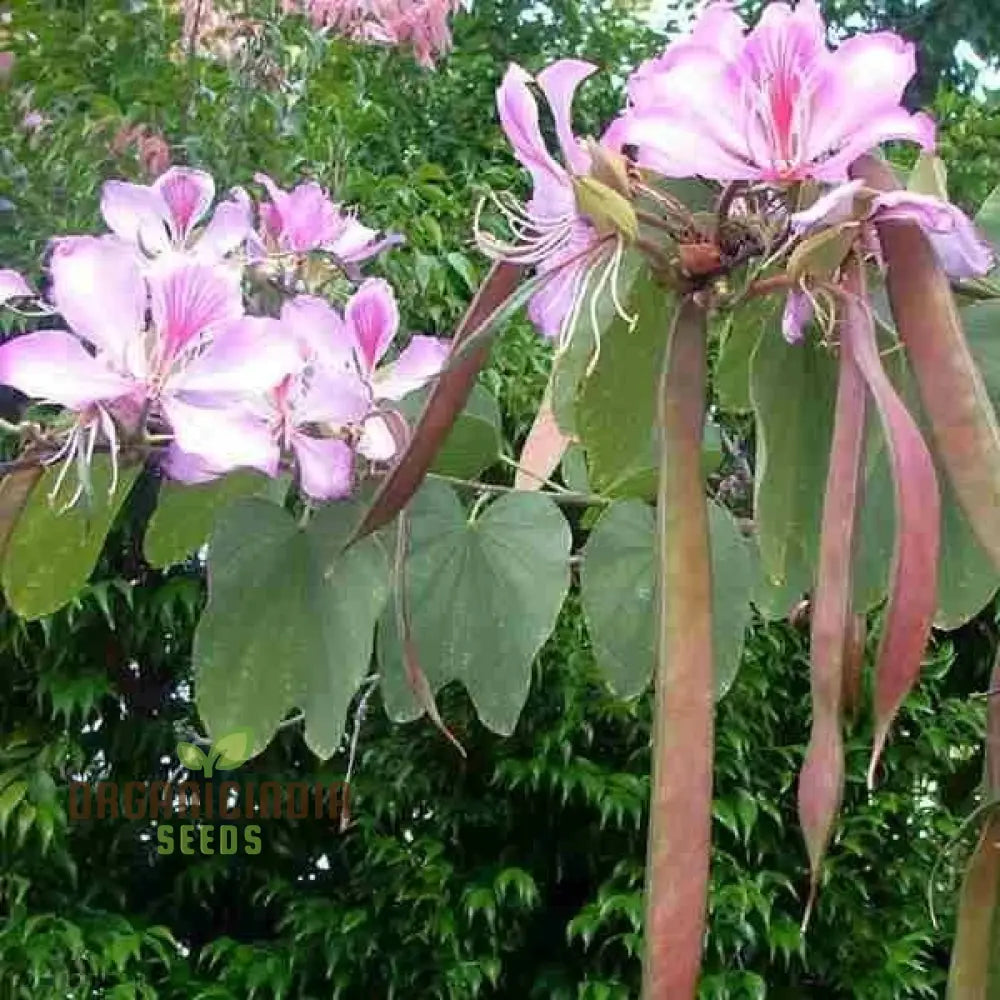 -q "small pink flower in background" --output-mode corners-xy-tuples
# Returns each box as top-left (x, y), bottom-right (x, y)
(253, 173), (401, 265)
(0, 238), (299, 499)
(20, 109), (48, 134)
(281, 278), (448, 462)
(480, 59), (634, 346)
(283, 0), (460, 68)
(101, 166), (252, 262)
(618, 0), (934, 184)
